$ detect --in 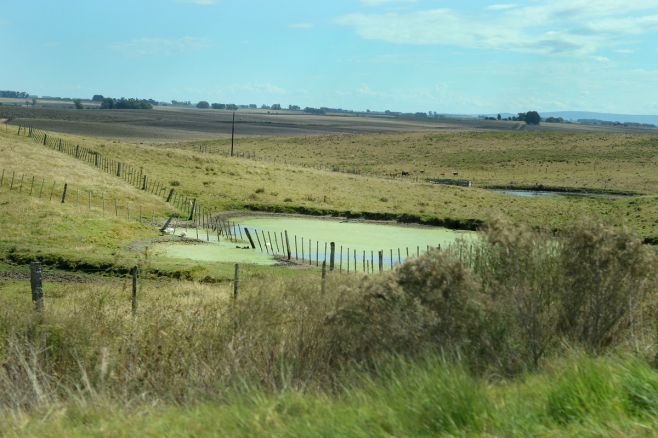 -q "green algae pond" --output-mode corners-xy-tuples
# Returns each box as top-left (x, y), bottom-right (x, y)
(154, 215), (476, 271)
